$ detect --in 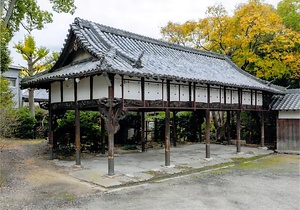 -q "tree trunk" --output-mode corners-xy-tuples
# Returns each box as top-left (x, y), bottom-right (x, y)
(4, 0), (18, 26)
(29, 88), (35, 117)
(212, 111), (226, 141)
